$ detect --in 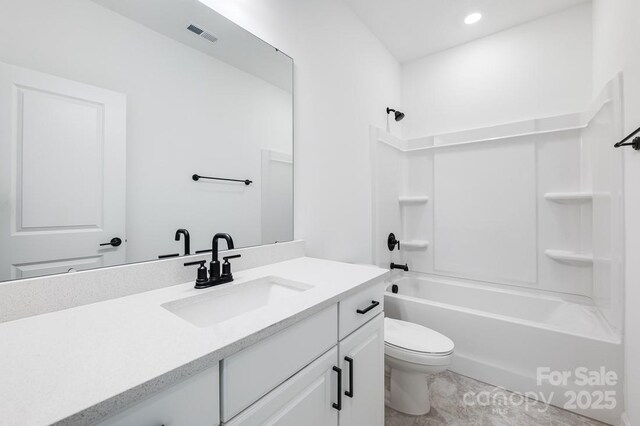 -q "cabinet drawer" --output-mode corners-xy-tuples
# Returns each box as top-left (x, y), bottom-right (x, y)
(338, 281), (385, 340)
(224, 347), (339, 426)
(221, 305), (338, 422)
(98, 365), (219, 426)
